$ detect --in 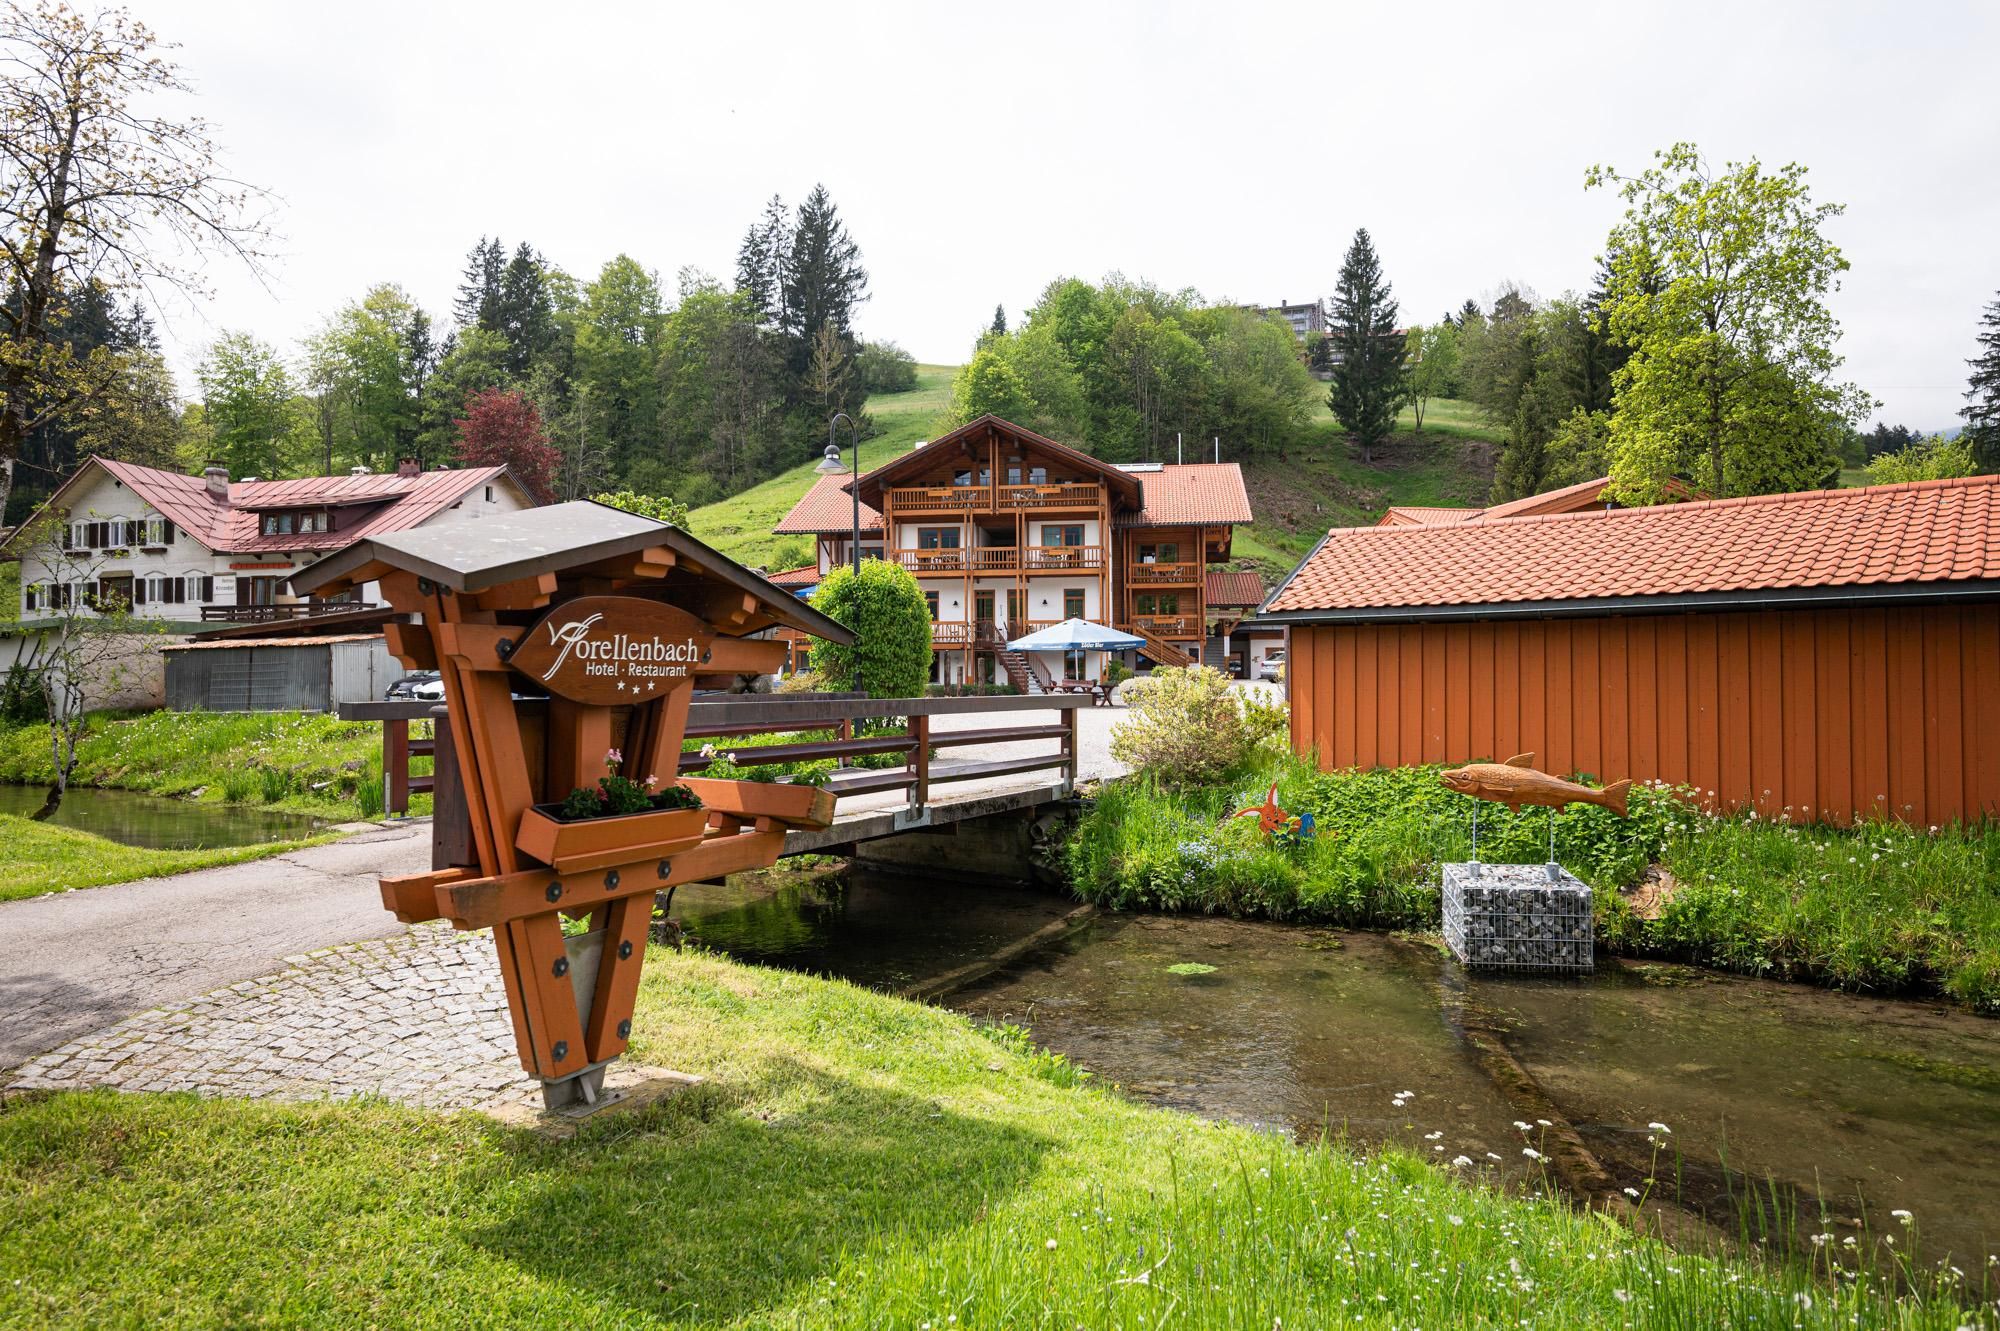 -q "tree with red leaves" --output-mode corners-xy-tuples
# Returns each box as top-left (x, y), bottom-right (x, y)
(452, 387), (561, 502)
